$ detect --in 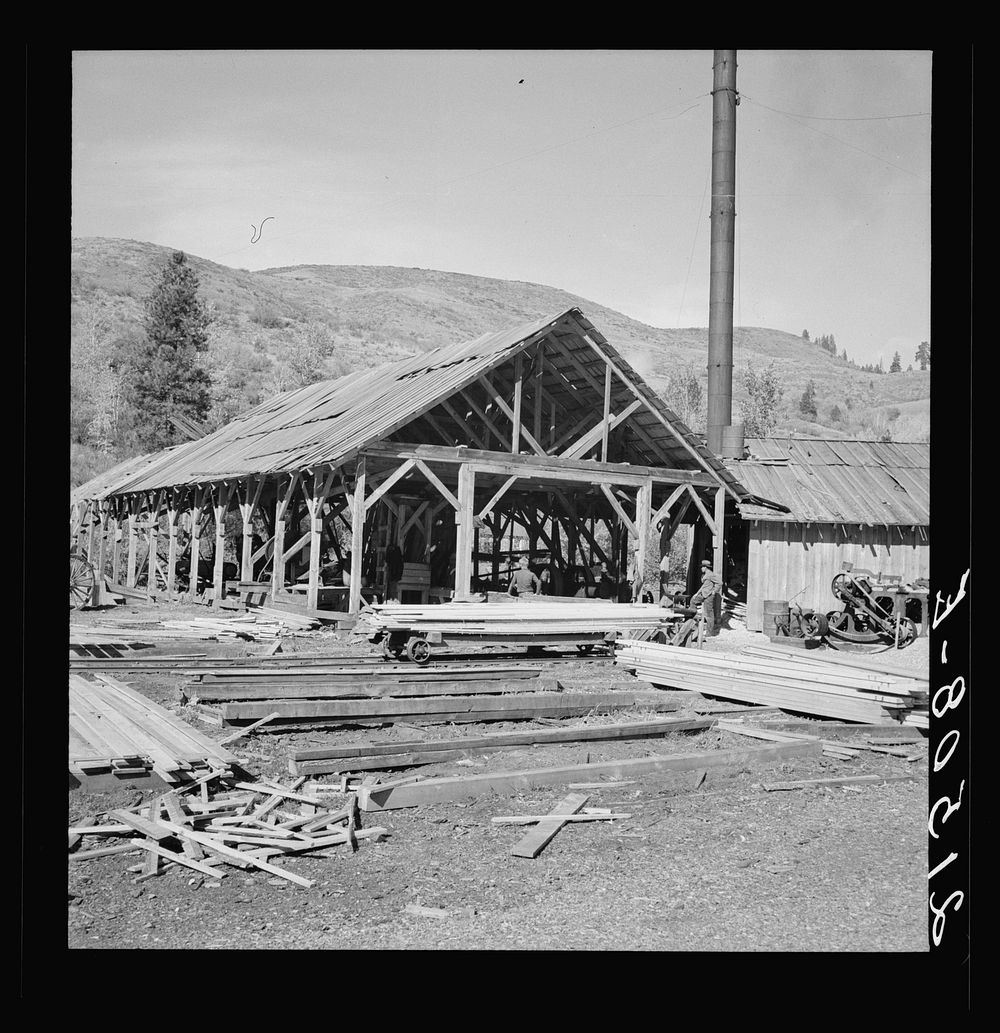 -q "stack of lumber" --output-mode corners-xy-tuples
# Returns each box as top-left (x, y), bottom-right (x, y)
(68, 775), (385, 890)
(69, 674), (240, 783)
(184, 663), (557, 702)
(216, 688), (680, 729)
(365, 600), (672, 638)
(289, 715), (715, 775)
(69, 610), (319, 646)
(615, 641), (928, 726)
